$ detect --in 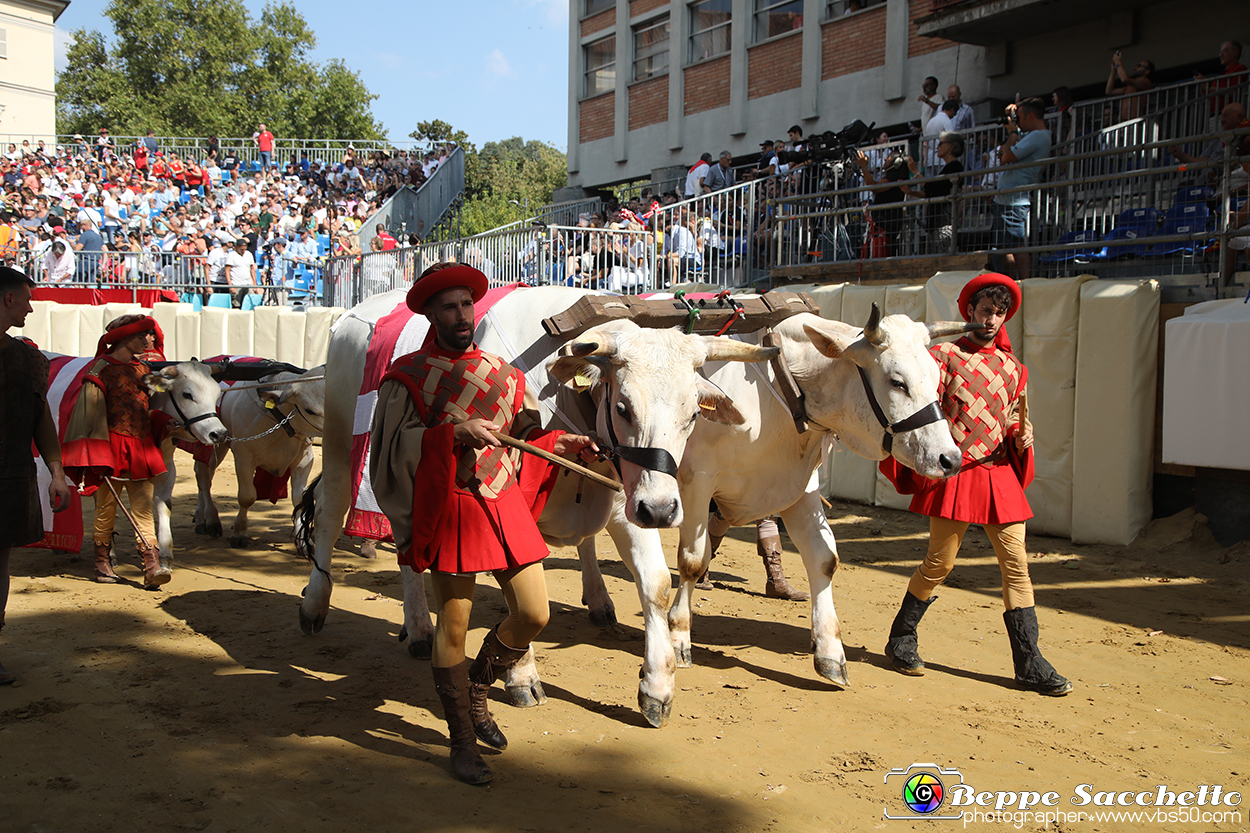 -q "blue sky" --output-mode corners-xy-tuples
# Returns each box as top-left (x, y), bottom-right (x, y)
(53, 0), (571, 149)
